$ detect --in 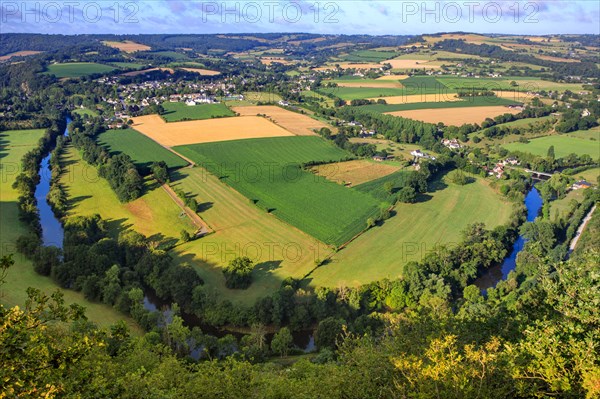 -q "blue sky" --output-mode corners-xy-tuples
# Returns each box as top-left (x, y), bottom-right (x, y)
(1, 1), (599, 35)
